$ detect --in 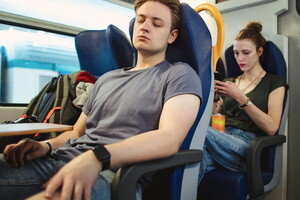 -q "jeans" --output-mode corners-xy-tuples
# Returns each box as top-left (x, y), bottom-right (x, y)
(0, 154), (142, 200)
(198, 126), (257, 183)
